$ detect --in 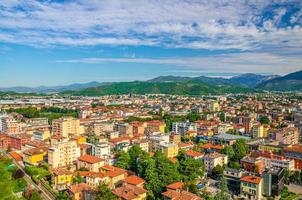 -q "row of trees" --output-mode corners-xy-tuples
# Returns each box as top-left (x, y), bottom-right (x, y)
(7, 106), (79, 122)
(115, 146), (204, 199)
